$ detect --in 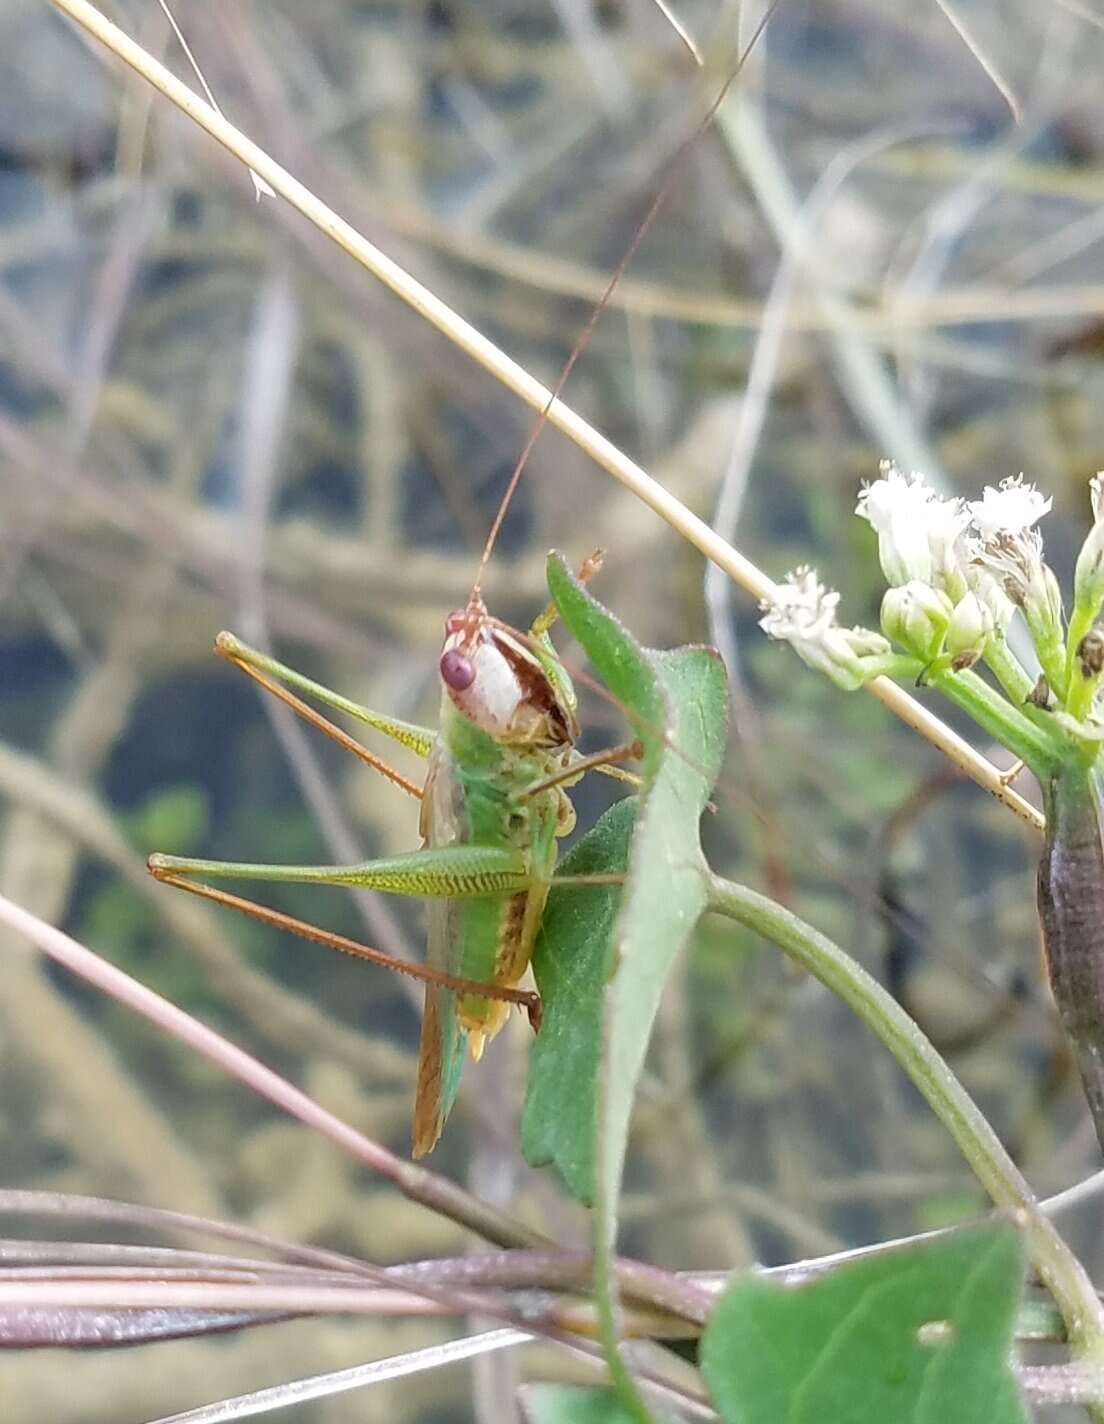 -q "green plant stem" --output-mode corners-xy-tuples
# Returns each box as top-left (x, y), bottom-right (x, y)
(927, 664), (1063, 776)
(704, 870), (1104, 1388)
(984, 637), (1061, 742)
(862, 654), (926, 682)
(1066, 602), (1102, 722)
(1030, 618), (1070, 708)
(984, 637), (1038, 708)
